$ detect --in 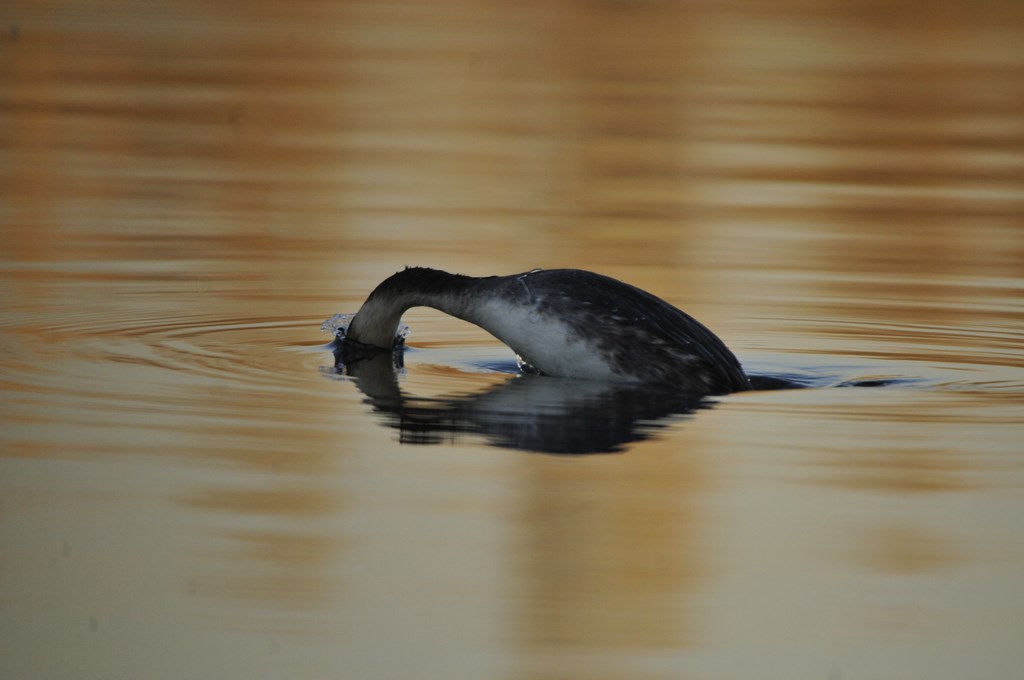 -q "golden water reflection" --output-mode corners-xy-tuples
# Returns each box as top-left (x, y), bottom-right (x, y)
(518, 449), (704, 650)
(2, 0), (1024, 678)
